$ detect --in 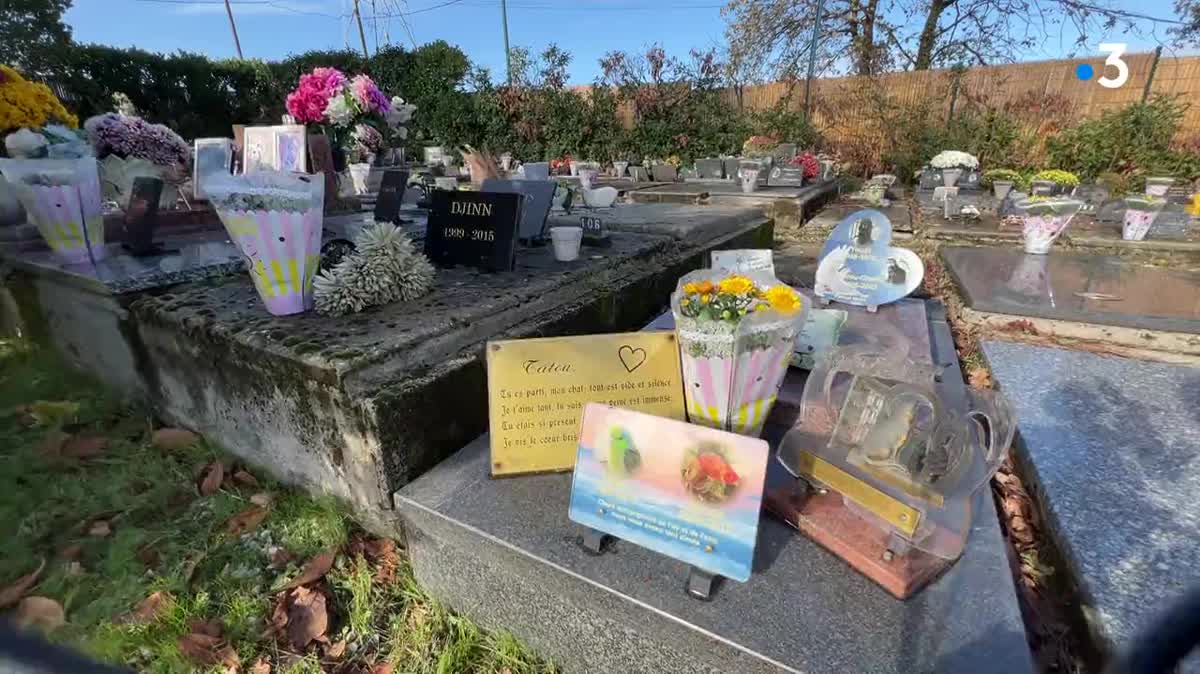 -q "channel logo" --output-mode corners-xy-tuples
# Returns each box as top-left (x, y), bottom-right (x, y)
(1075, 44), (1129, 88)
